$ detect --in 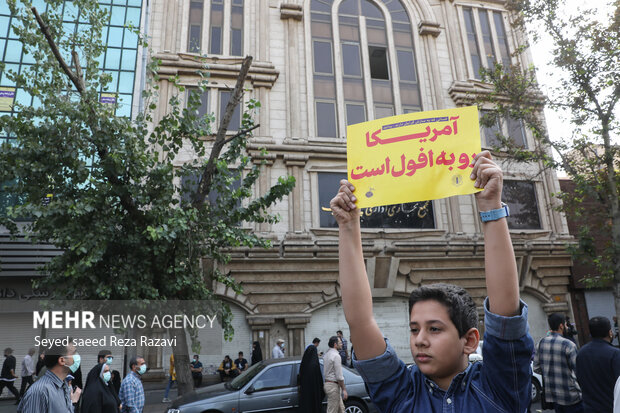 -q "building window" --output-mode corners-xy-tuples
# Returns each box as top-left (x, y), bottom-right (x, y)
(480, 110), (527, 148)
(209, 0), (223, 55)
(318, 172), (435, 229)
(230, 0), (244, 56)
(195, 0), (243, 56)
(188, 0), (204, 53)
(219, 90), (241, 132)
(310, 0), (422, 138)
(502, 180), (541, 229)
(462, 7), (513, 79)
